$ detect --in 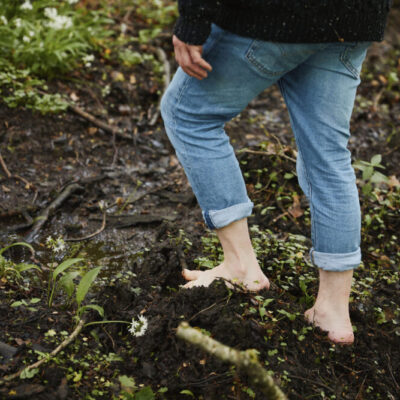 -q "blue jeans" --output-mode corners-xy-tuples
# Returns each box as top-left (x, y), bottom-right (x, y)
(161, 23), (370, 272)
